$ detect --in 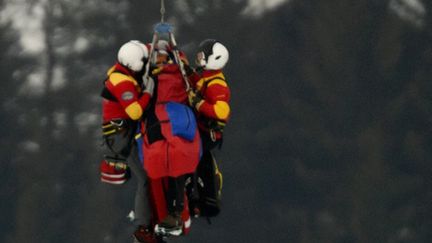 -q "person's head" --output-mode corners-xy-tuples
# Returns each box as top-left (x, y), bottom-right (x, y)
(155, 40), (170, 64)
(196, 39), (229, 70)
(117, 40), (148, 73)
